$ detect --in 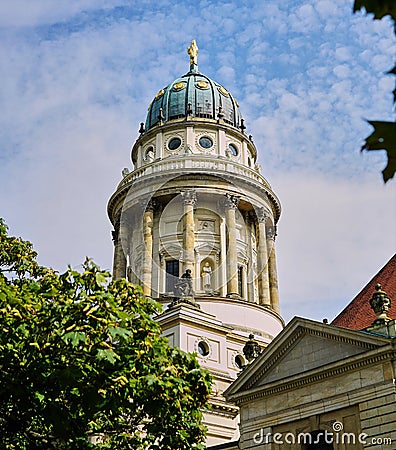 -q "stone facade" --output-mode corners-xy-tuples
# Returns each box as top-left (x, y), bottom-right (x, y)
(225, 317), (396, 450)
